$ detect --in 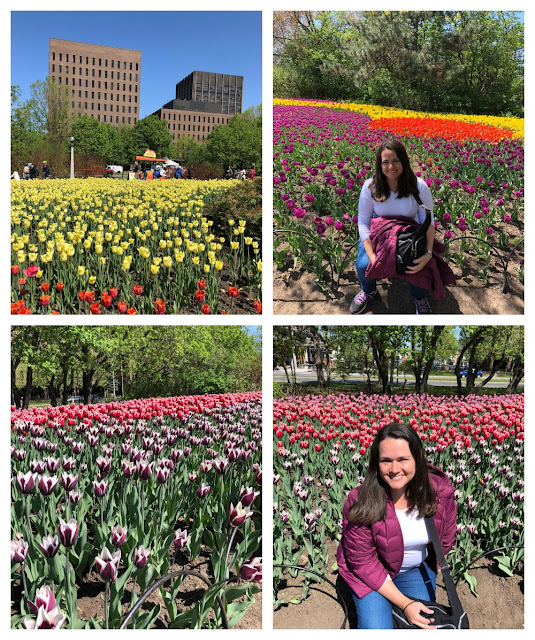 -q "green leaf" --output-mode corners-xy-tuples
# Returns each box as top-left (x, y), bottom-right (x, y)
(226, 599), (254, 628)
(463, 571), (479, 597)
